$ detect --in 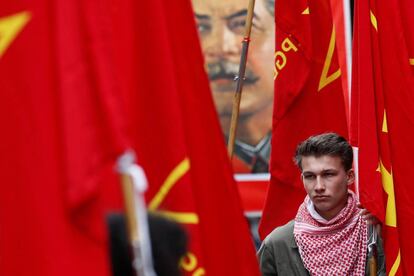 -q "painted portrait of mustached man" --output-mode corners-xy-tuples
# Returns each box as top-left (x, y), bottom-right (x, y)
(192, 0), (275, 173)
